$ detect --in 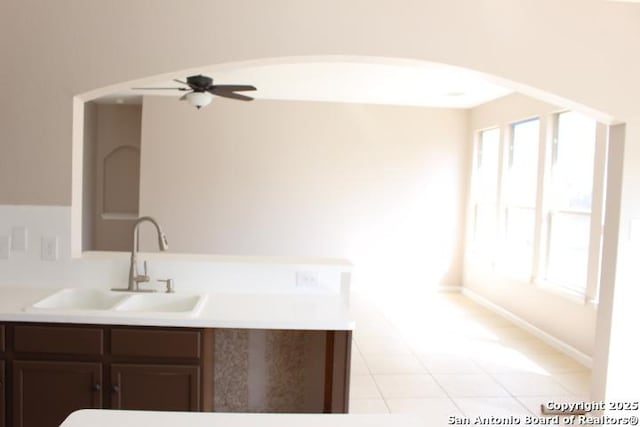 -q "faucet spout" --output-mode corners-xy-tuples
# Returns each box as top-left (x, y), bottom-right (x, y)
(132, 216), (169, 252)
(121, 216), (169, 292)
